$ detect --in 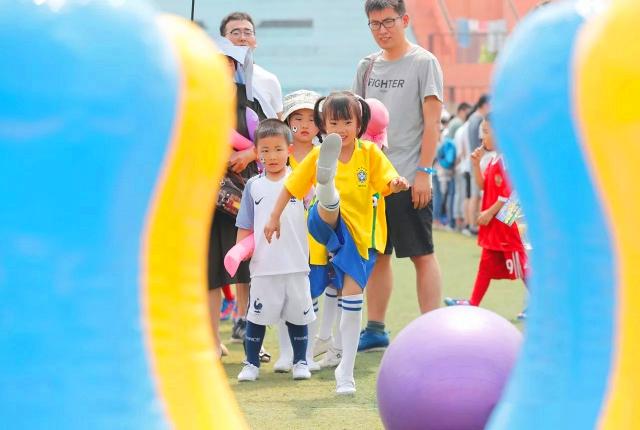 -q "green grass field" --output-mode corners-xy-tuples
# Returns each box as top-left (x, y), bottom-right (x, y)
(221, 230), (527, 430)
